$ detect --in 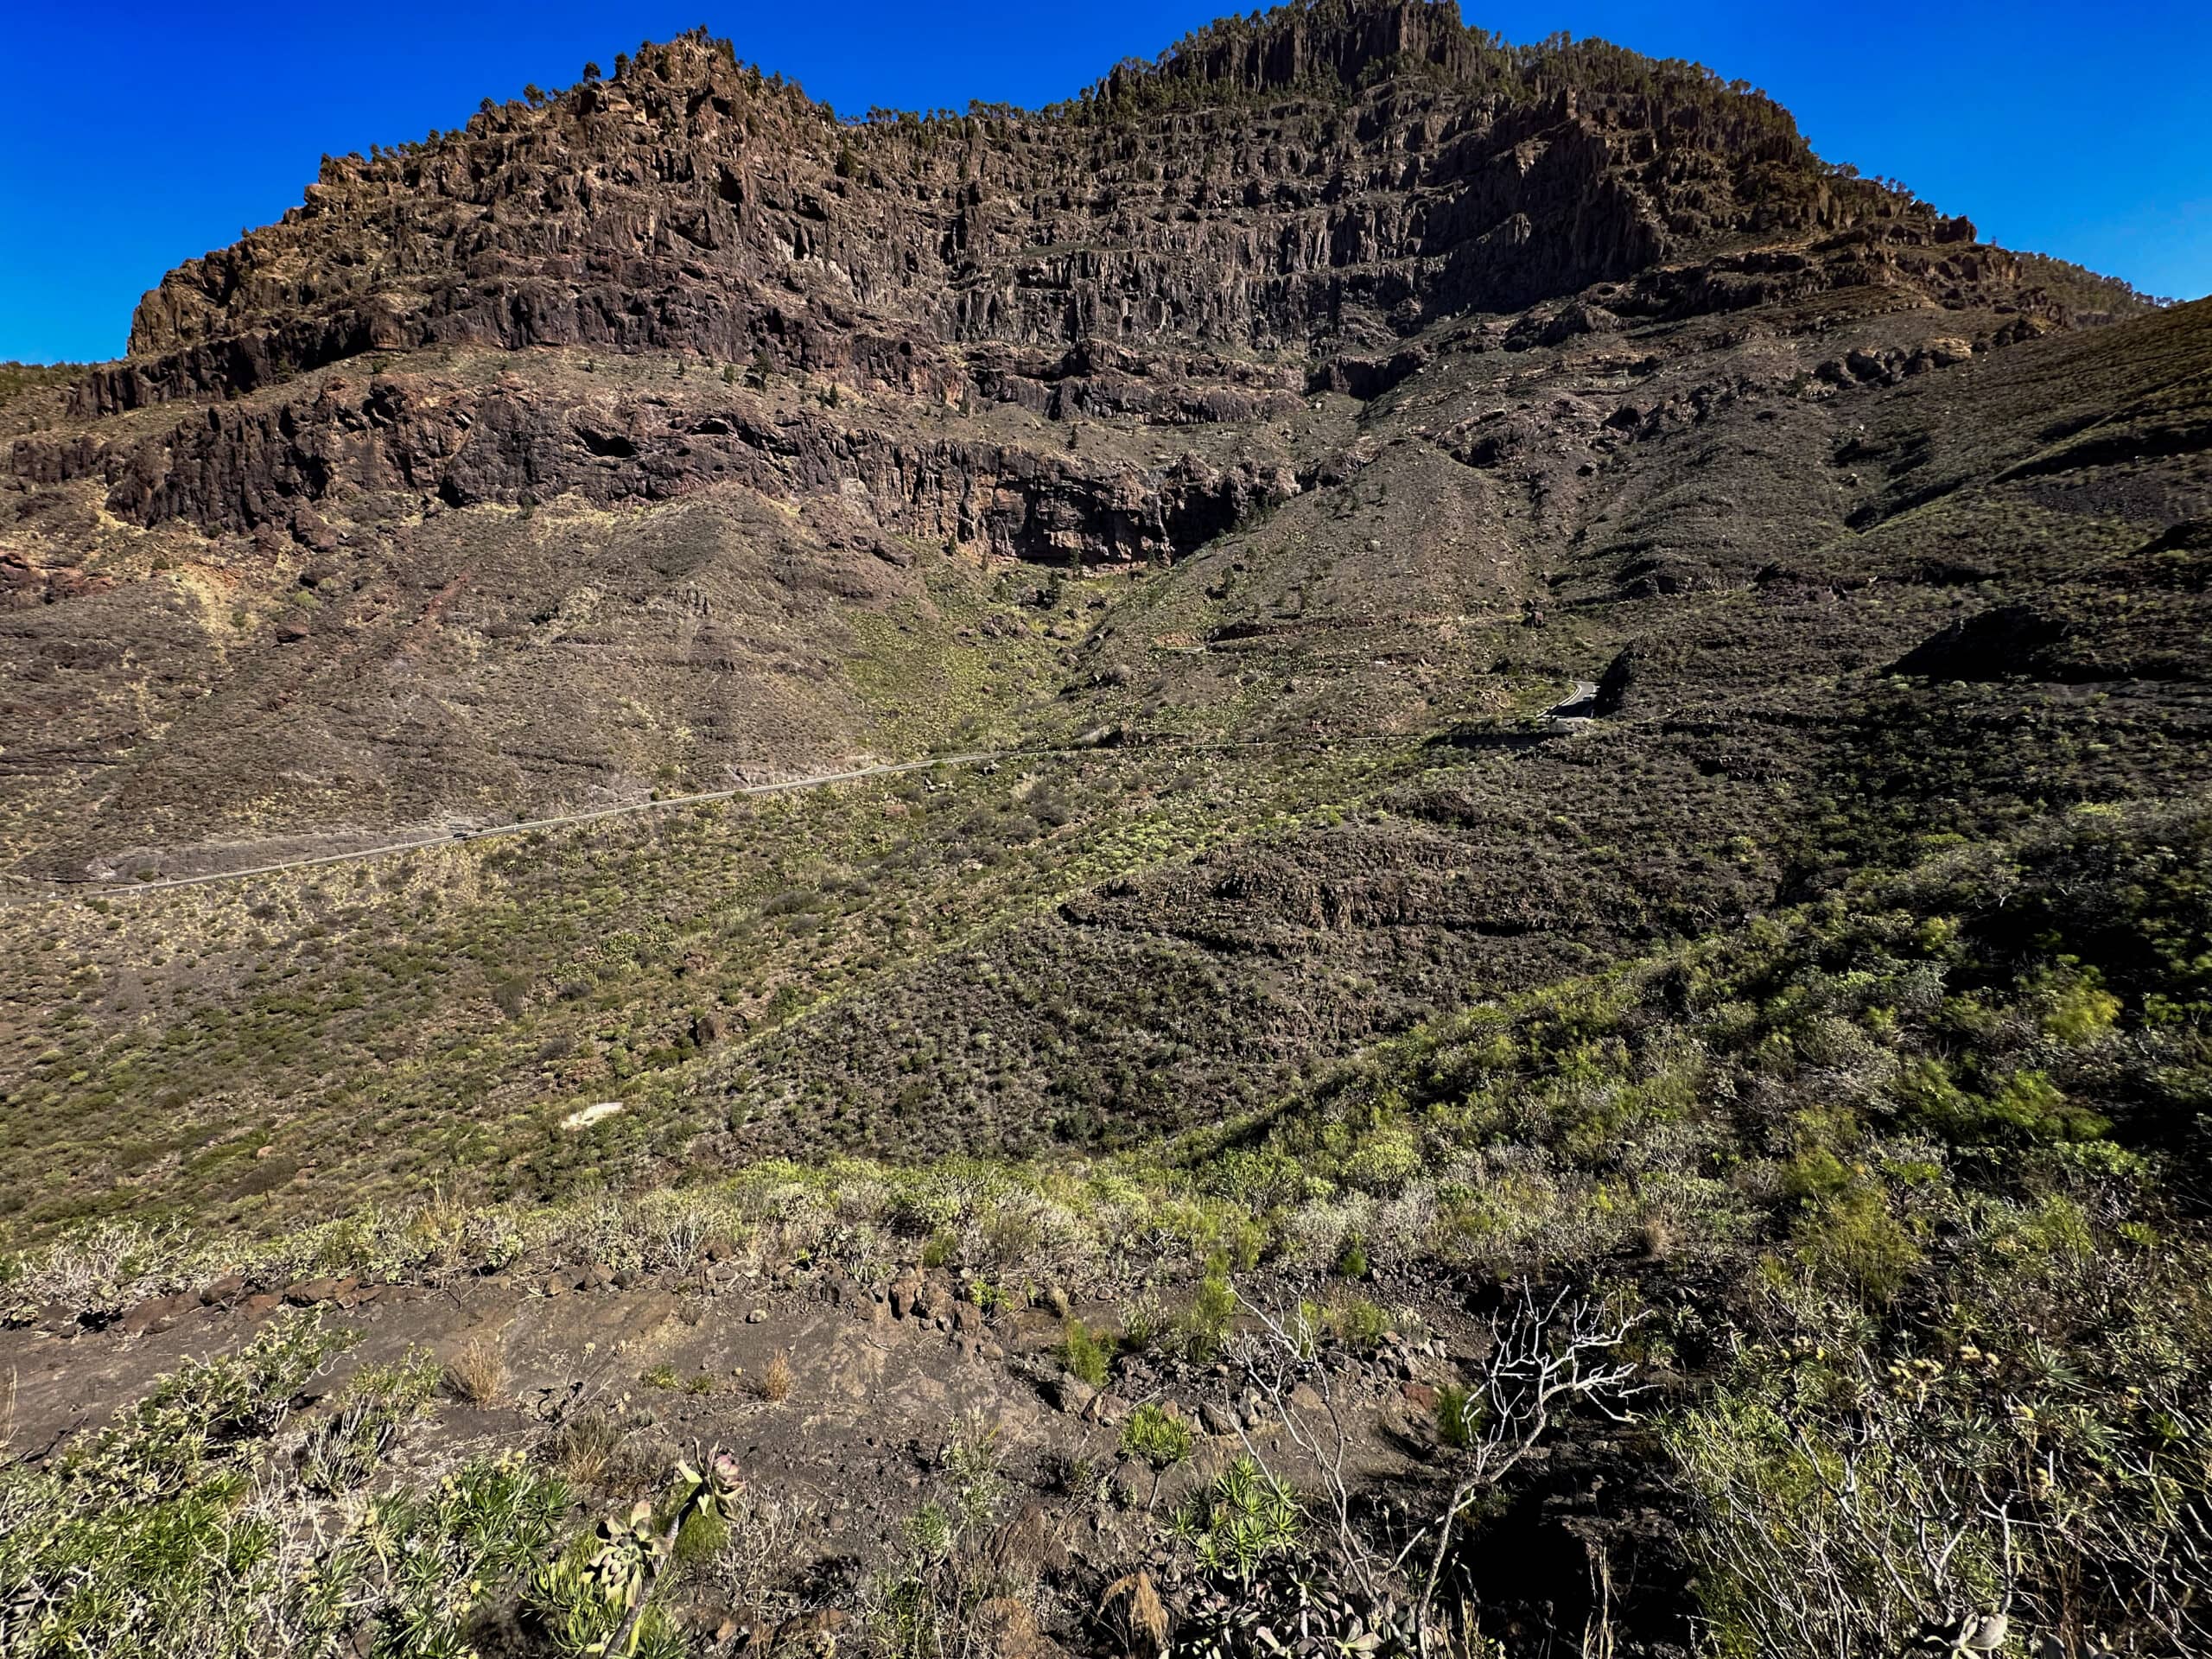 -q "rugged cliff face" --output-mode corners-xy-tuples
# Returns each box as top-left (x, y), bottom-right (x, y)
(34, 6), (2026, 531)
(86, 14), (1976, 414)
(0, 0), (2171, 878)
